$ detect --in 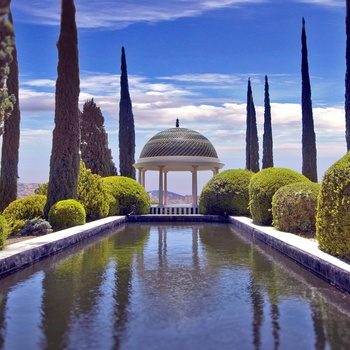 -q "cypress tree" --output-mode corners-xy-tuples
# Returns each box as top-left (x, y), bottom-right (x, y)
(0, 0), (15, 134)
(0, 9), (20, 212)
(262, 75), (273, 169)
(81, 98), (117, 177)
(245, 80), (251, 170)
(119, 46), (135, 179)
(301, 18), (318, 182)
(44, 0), (80, 217)
(246, 79), (260, 173)
(345, 0), (350, 151)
